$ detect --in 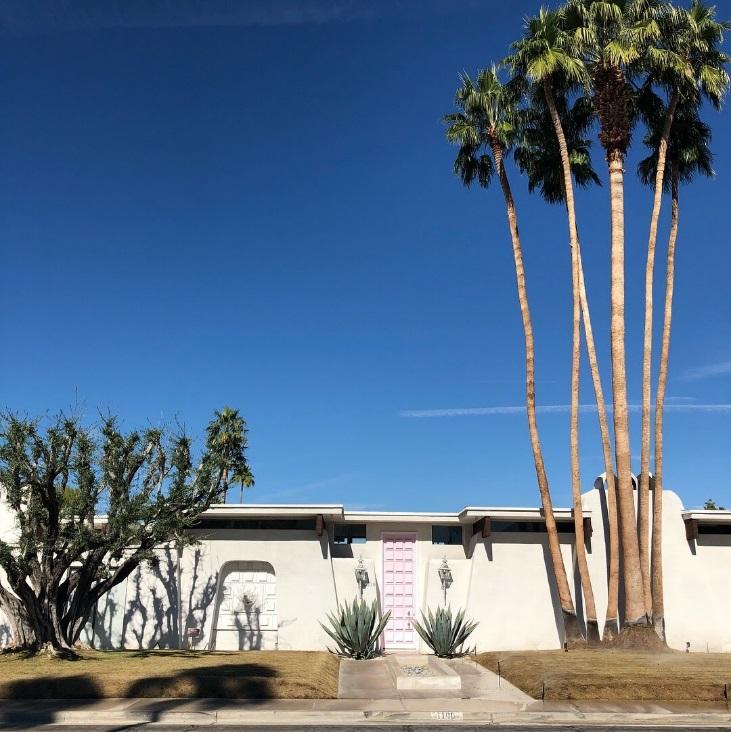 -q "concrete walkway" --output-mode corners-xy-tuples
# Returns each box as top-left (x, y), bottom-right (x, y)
(338, 654), (531, 702)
